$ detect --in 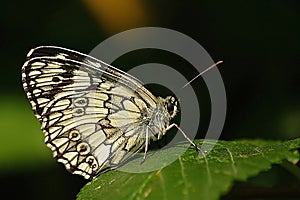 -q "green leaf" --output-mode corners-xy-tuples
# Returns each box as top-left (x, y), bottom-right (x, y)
(77, 138), (300, 200)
